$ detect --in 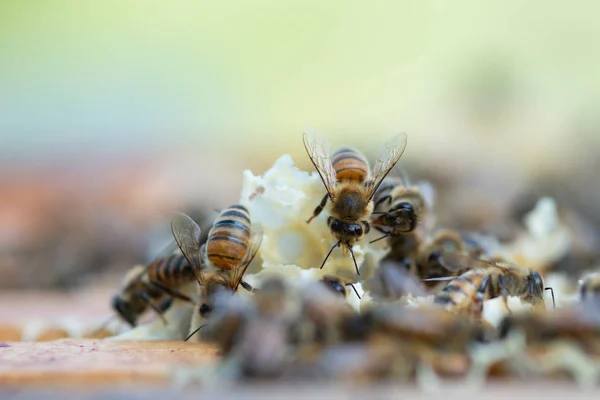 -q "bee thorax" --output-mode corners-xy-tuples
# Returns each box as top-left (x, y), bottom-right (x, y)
(331, 188), (368, 219)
